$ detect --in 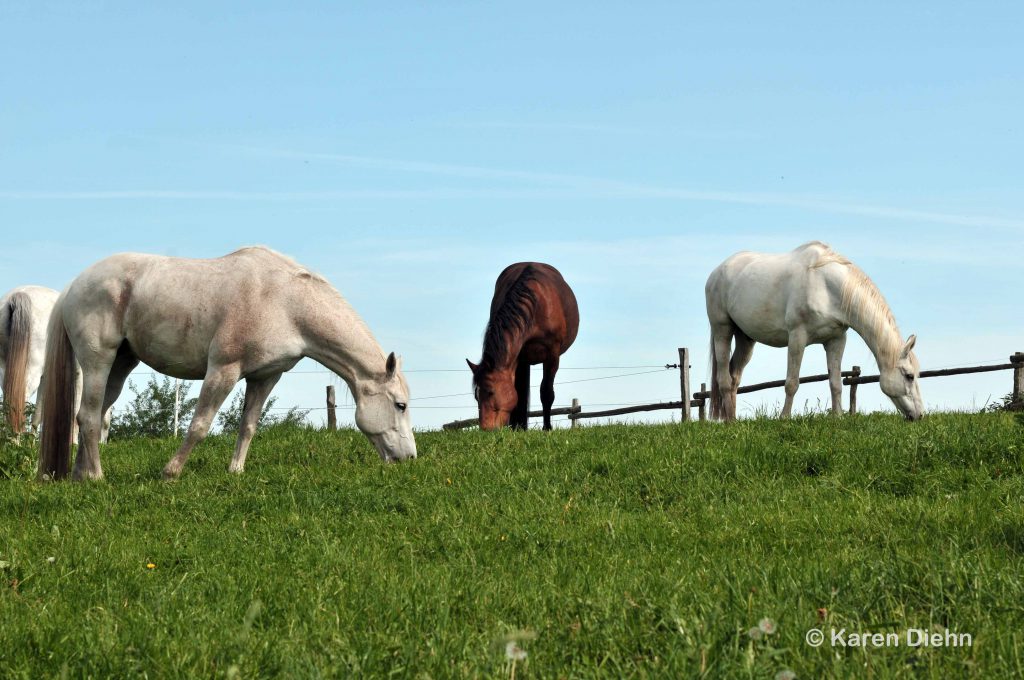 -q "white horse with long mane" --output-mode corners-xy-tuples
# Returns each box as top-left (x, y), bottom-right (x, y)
(1, 286), (59, 433)
(39, 246), (416, 481)
(706, 241), (923, 421)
